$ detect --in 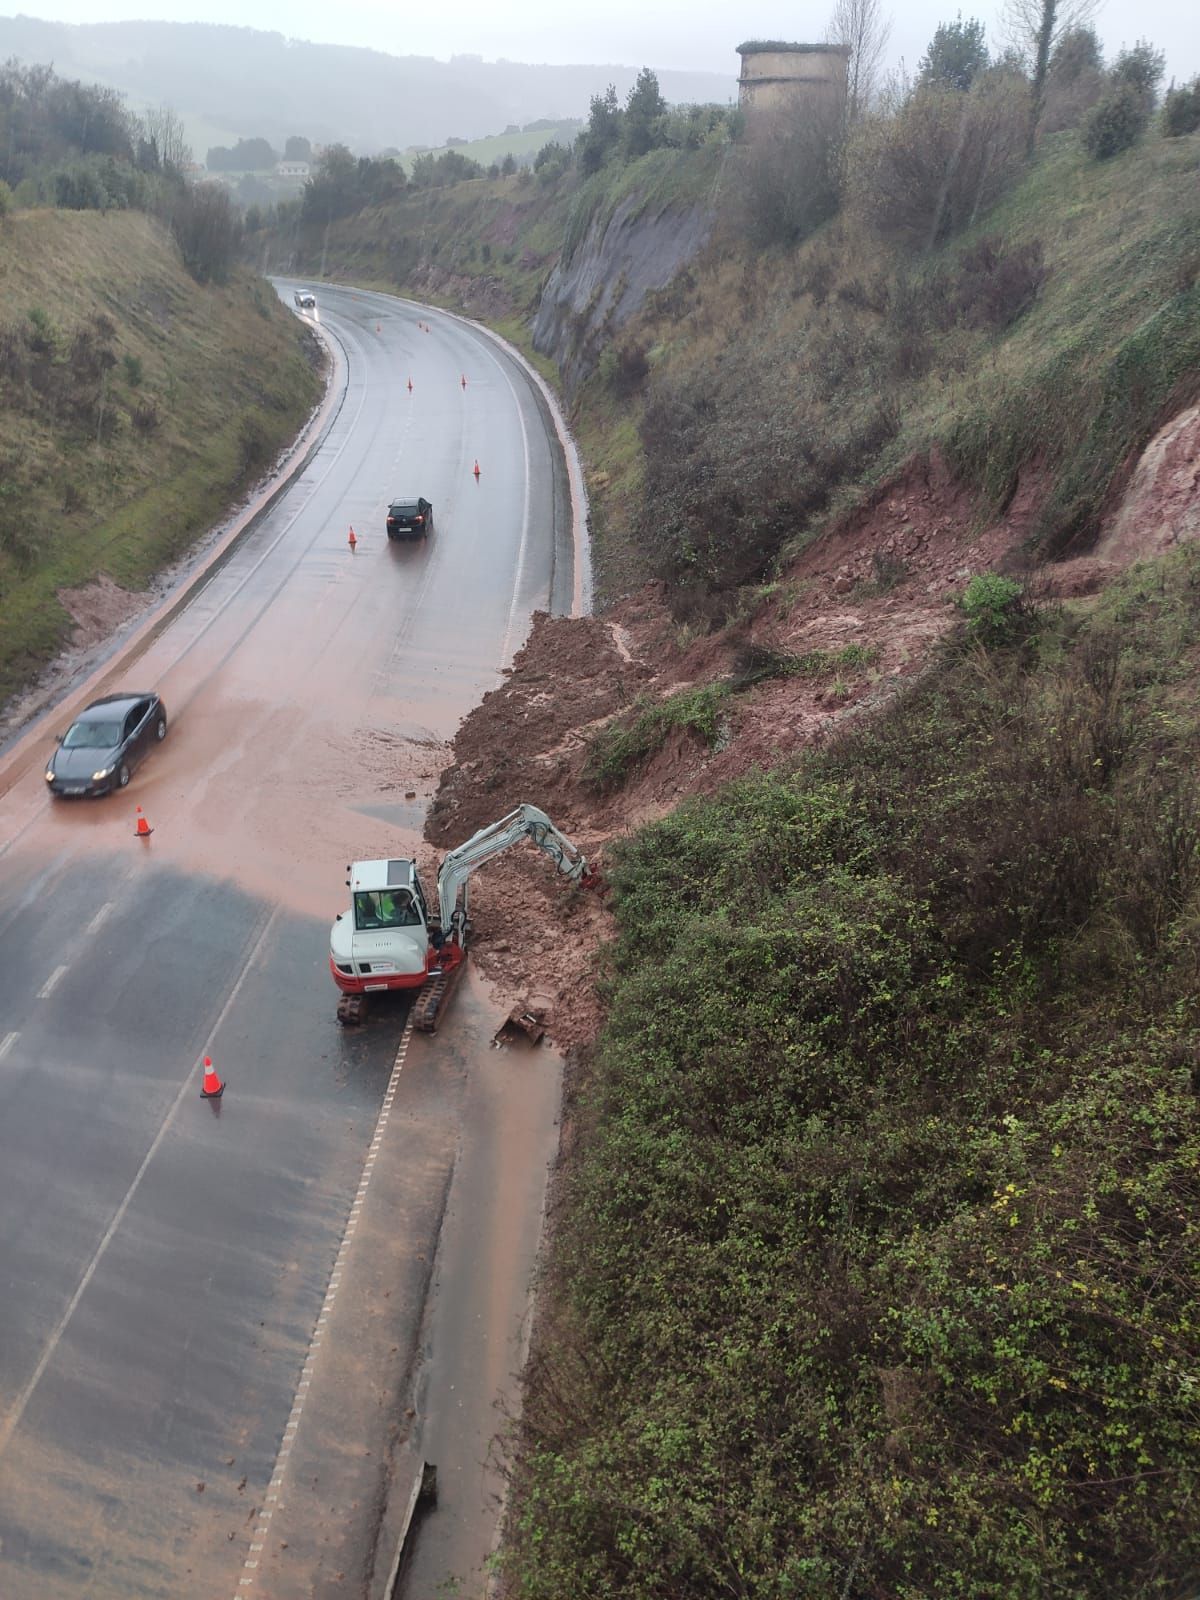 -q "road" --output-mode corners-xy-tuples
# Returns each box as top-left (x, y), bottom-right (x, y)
(0, 283), (582, 1598)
